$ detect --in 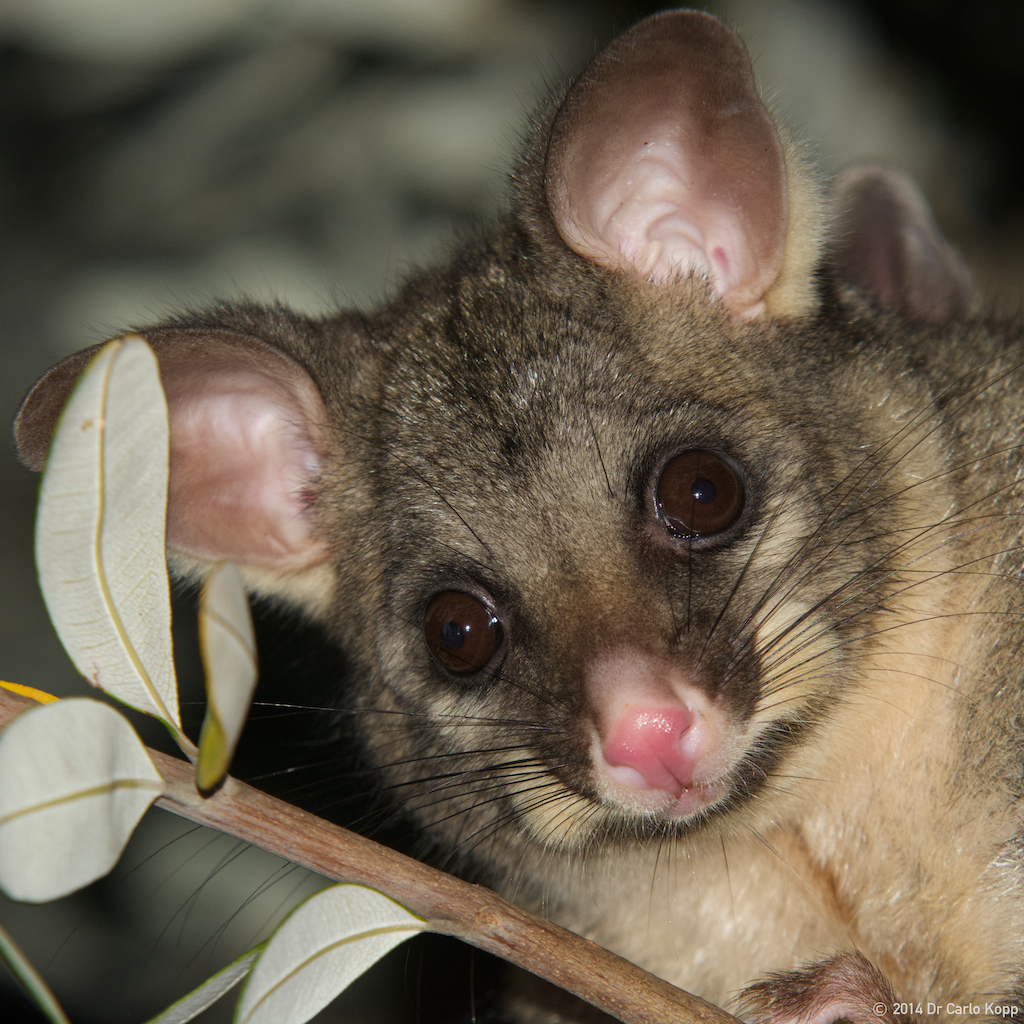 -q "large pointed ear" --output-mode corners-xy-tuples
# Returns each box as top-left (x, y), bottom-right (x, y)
(16, 325), (332, 609)
(543, 10), (822, 319)
(829, 165), (975, 325)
